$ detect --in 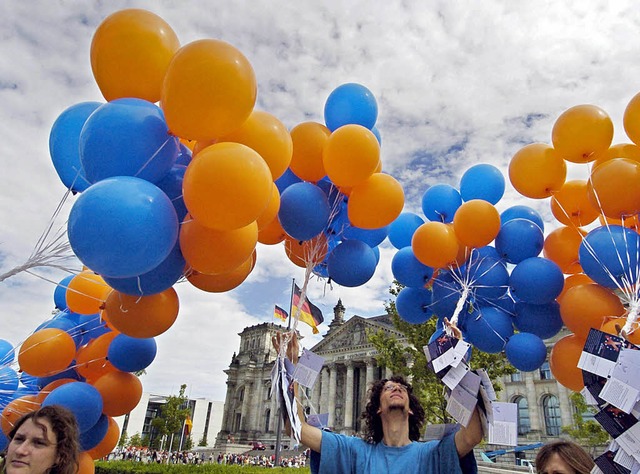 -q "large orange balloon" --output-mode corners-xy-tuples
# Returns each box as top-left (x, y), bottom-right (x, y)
(66, 271), (112, 315)
(1, 396), (40, 435)
(560, 284), (625, 339)
(323, 125), (380, 187)
(552, 105), (613, 163)
(180, 218), (258, 275)
(161, 39), (256, 141)
(77, 452), (96, 474)
(220, 110), (293, 180)
(412, 222), (459, 269)
(19, 329), (76, 377)
(290, 122), (331, 182)
(509, 143), (566, 199)
(347, 173), (404, 229)
(90, 9), (180, 103)
(452, 200), (500, 248)
(550, 180), (599, 227)
(182, 142), (272, 230)
(103, 288), (179, 338)
(256, 183), (281, 231)
(588, 158), (640, 218)
(543, 226), (586, 274)
(187, 251), (256, 293)
(599, 213), (640, 232)
(549, 334), (585, 392)
(624, 92), (640, 146)
(92, 371), (143, 417)
(557, 273), (594, 305)
(592, 143), (640, 169)
(86, 417), (120, 460)
(284, 234), (328, 268)
(258, 216), (286, 245)
(76, 332), (118, 382)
